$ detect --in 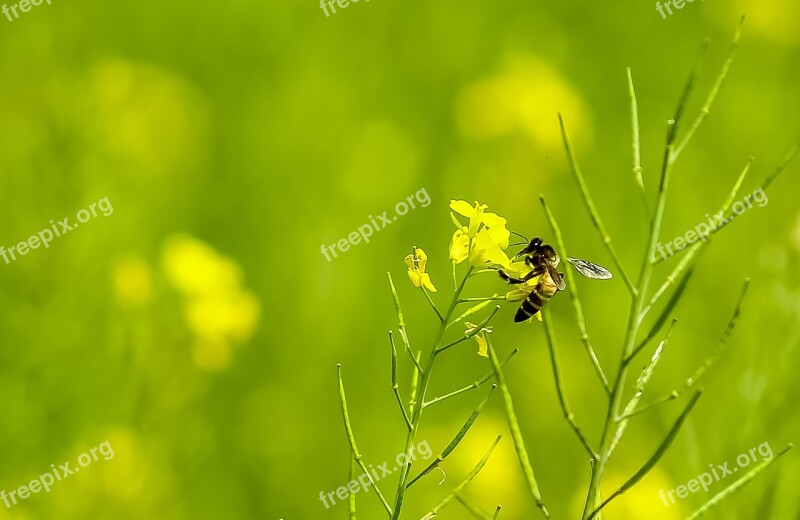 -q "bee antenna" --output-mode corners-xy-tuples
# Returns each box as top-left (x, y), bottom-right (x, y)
(510, 230), (529, 242)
